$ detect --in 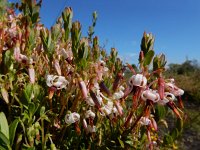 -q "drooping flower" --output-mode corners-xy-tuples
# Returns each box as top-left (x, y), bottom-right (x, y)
(141, 89), (160, 103)
(124, 74), (147, 97)
(85, 96), (95, 106)
(85, 110), (95, 119)
(100, 101), (114, 116)
(129, 74), (147, 88)
(46, 75), (68, 90)
(157, 92), (175, 105)
(112, 86), (125, 100)
(65, 112), (80, 125)
(94, 60), (109, 80)
(61, 48), (73, 62)
(19, 54), (28, 63)
(165, 83), (184, 96)
(139, 117), (151, 126)
(87, 125), (96, 133)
